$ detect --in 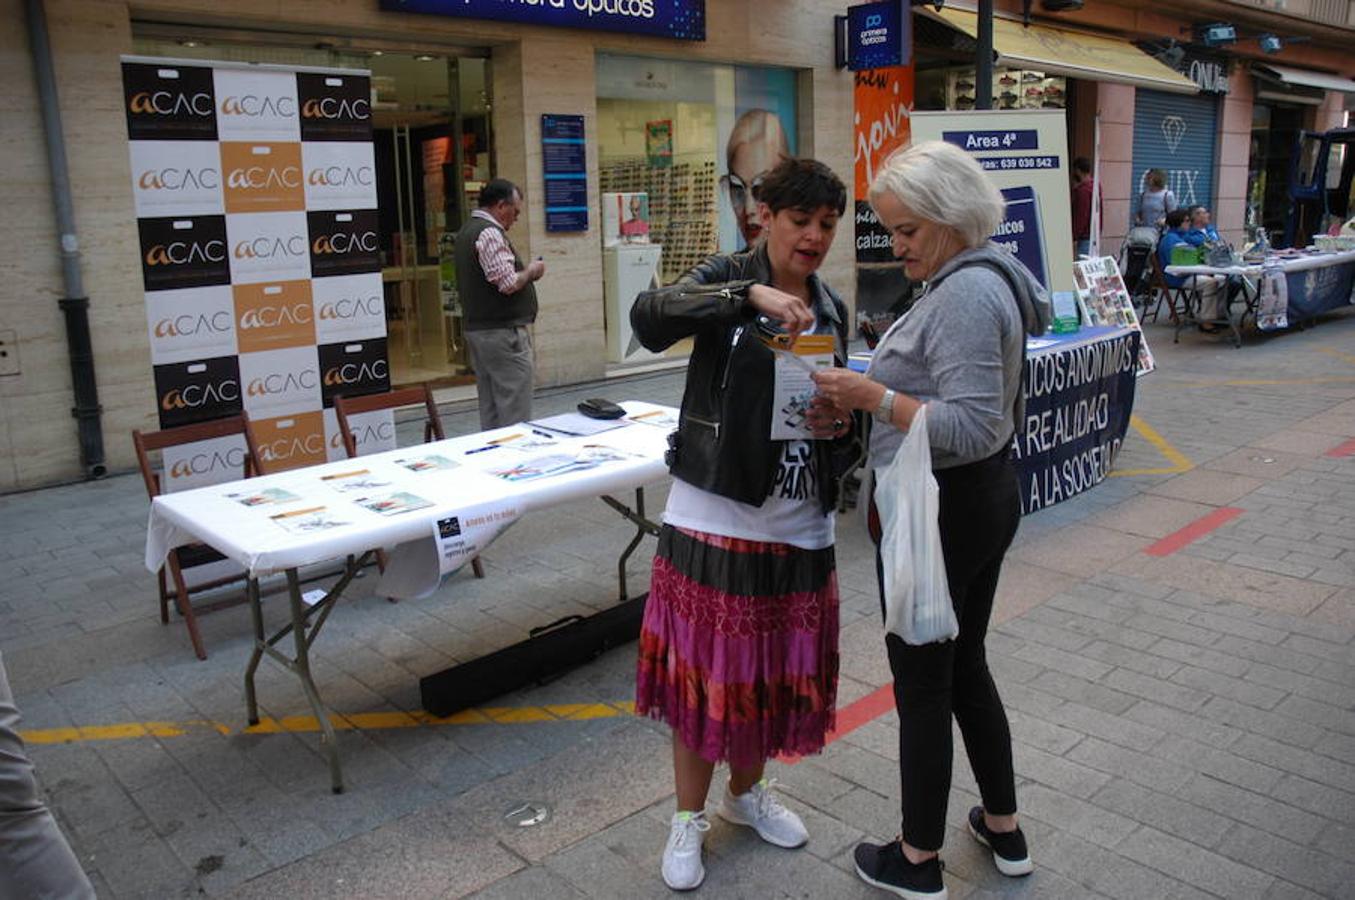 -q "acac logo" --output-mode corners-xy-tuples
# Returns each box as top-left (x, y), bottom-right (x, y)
(239, 305), (312, 329)
(234, 236), (307, 260)
(169, 446), (247, 479)
(160, 380), (240, 410)
(154, 312), (233, 338)
(329, 420), (395, 449)
(323, 360), (389, 386)
(260, 434), (325, 462)
(301, 97), (370, 120)
(246, 370), (320, 397)
(129, 91), (213, 116)
(319, 296), (383, 320)
(312, 231), (378, 255)
(138, 167), (219, 191)
(220, 95), (297, 117)
(307, 166), (374, 187)
(145, 240), (227, 266)
(226, 166), (302, 190)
